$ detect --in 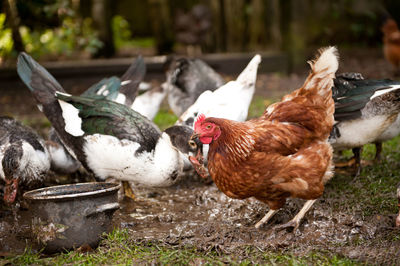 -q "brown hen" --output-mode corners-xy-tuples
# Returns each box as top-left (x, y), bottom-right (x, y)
(191, 47), (338, 231)
(382, 18), (400, 74)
